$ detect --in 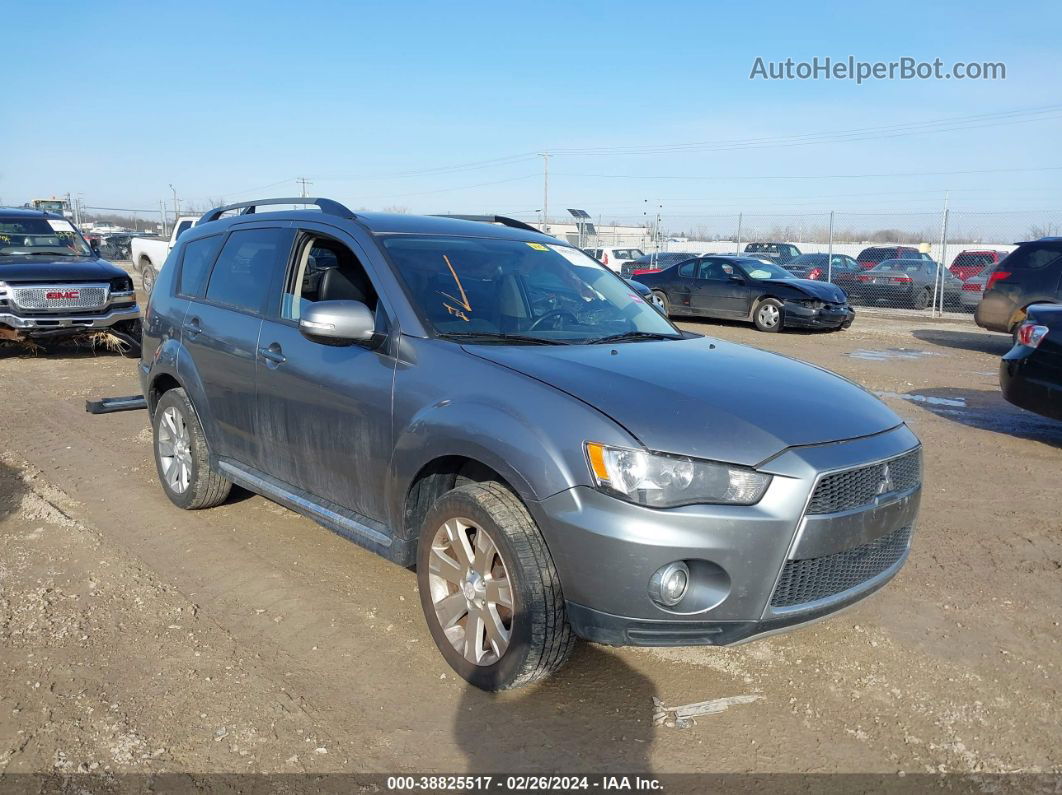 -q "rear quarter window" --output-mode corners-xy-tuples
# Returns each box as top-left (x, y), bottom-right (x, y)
(1003, 242), (1062, 271)
(176, 234), (224, 297)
